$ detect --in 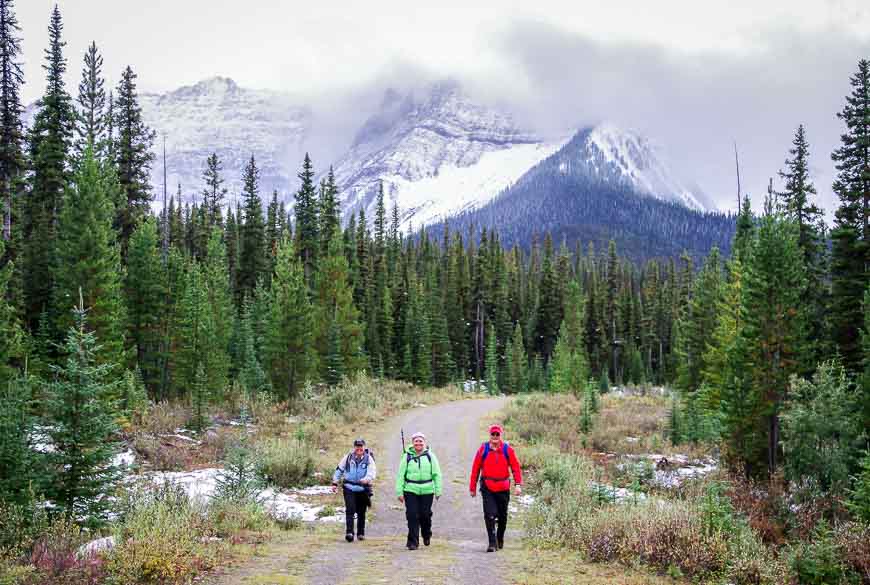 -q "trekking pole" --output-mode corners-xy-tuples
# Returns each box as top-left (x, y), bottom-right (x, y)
(401, 428), (405, 451)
